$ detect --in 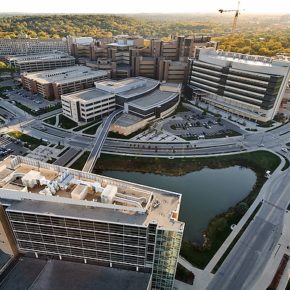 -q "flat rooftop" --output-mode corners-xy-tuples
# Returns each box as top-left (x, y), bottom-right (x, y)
(0, 156), (183, 231)
(23, 66), (109, 85)
(7, 52), (74, 63)
(203, 49), (290, 68)
(117, 78), (159, 99)
(0, 257), (151, 290)
(96, 77), (146, 90)
(62, 88), (113, 102)
(128, 90), (178, 111)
